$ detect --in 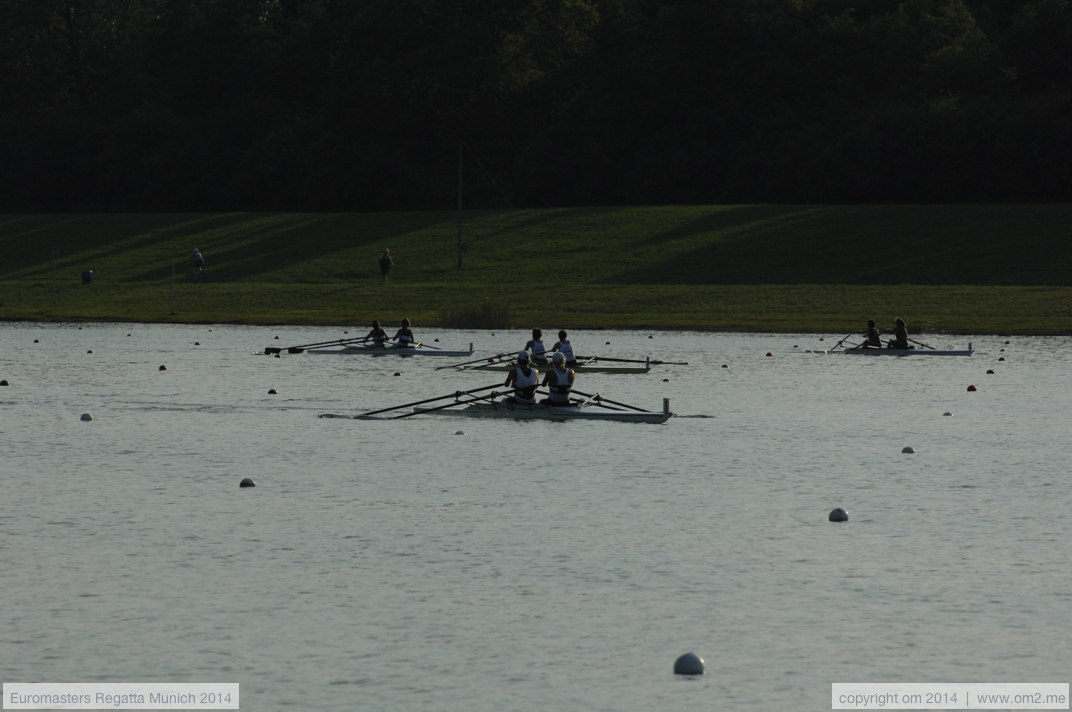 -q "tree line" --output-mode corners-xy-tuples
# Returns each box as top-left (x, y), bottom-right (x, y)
(1, 0), (1069, 211)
